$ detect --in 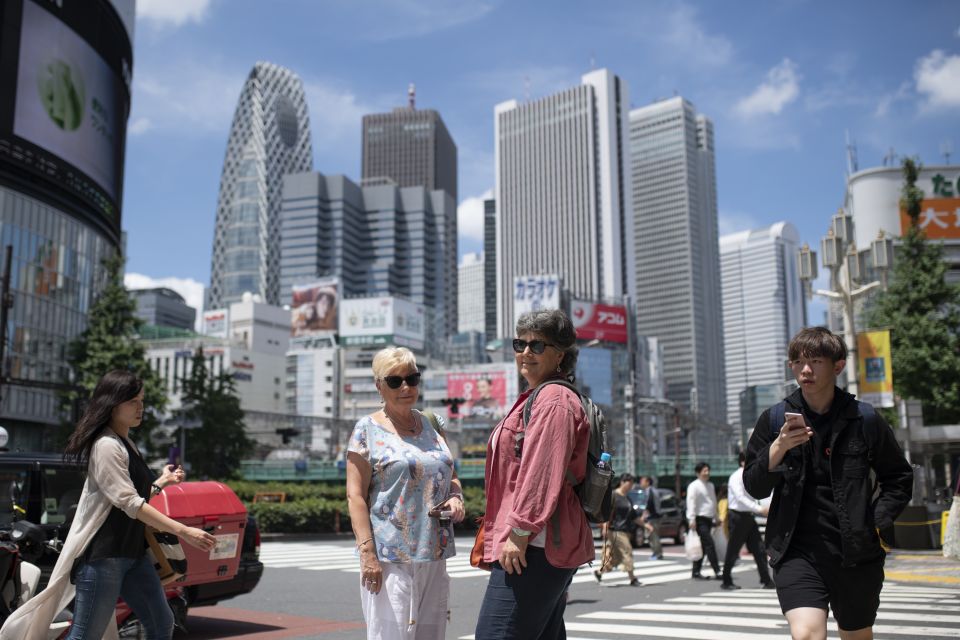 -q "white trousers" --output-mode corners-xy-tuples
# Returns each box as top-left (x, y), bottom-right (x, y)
(359, 559), (449, 640)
